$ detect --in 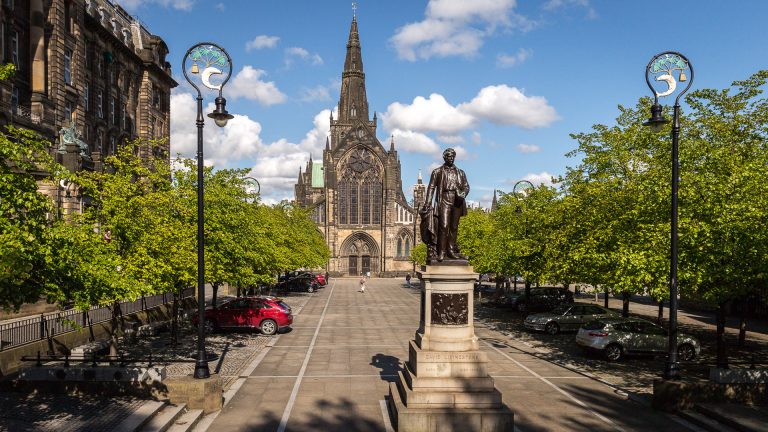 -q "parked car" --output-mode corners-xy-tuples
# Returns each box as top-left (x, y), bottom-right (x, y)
(315, 273), (326, 286)
(279, 270), (308, 282)
(274, 273), (319, 293)
(192, 296), (292, 335)
(575, 317), (700, 362)
(524, 303), (618, 334)
(490, 287), (573, 312)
